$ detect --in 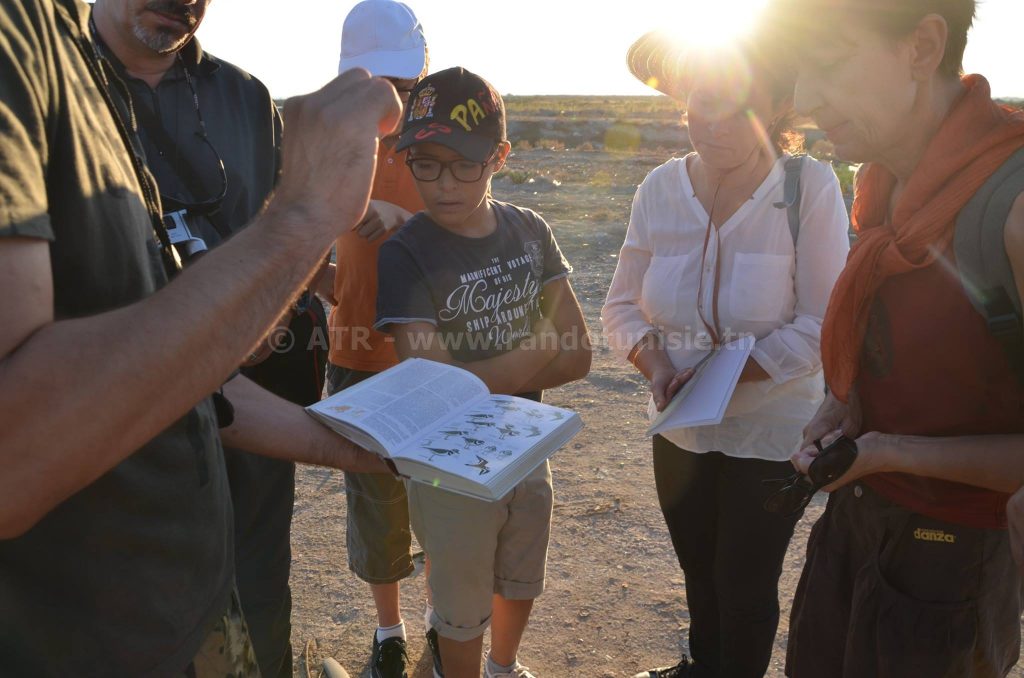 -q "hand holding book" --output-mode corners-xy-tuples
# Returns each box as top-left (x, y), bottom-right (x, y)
(306, 358), (583, 501)
(647, 335), (756, 435)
